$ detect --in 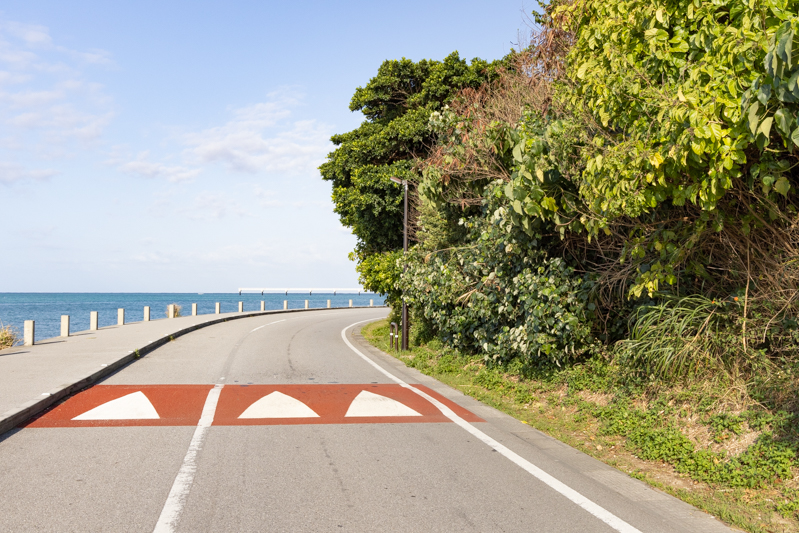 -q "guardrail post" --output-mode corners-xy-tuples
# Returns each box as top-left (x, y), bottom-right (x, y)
(215, 302), (221, 314)
(389, 322), (398, 351)
(61, 315), (70, 337)
(168, 304), (175, 319)
(143, 306), (150, 322)
(90, 311), (98, 331)
(349, 299), (353, 308)
(238, 301), (243, 312)
(24, 320), (34, 346)
(284, 300), (287, 310)
(327, 299), (331, 308)
(305, 300), (309, 309)
(192, 303), (198, 316)
(118, 308), (125, 325)
(261, 301), (265, 311)
(370, 299), (373, 307)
